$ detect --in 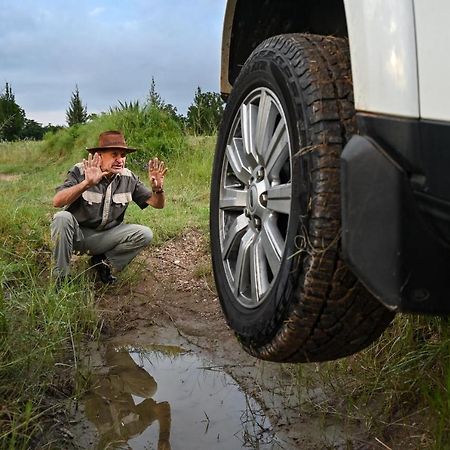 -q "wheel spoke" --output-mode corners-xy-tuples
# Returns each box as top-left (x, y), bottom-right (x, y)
(241, 102), (259, 164)
(222, 213), (249, 259)
(250, 237), (270, 302)
(225, 141), (252, 184)
(265, 122), (289, 180)
(255, 91), (277, 161)
(266, 183), (292, 215)
(260, 218), (284, 274)
(263, 119), (285, 164)
(233, 228), (256, 296)
(219, 187), (247, 210)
